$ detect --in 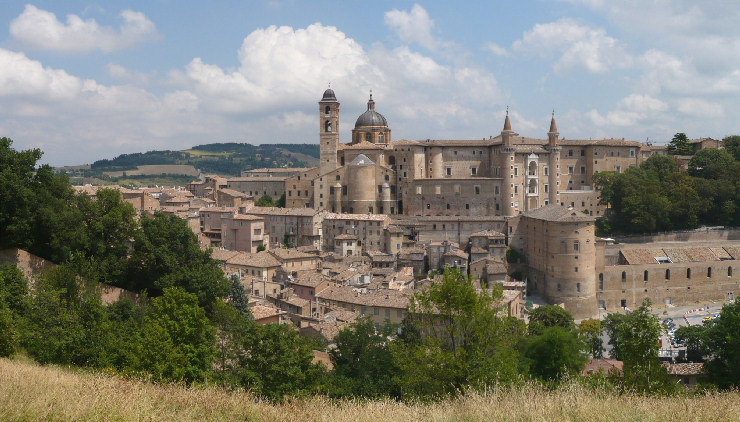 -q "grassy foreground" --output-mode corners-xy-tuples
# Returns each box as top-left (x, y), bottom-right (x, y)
(1, 357), (739, 422)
